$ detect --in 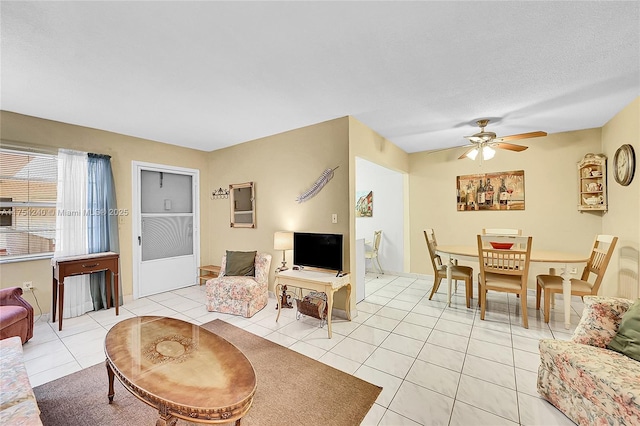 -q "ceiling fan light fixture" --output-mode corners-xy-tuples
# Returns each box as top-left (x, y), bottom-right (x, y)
(466, 148), (479, 160)
(483, 146), (496, 160)
(466, 145), (495, 161)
